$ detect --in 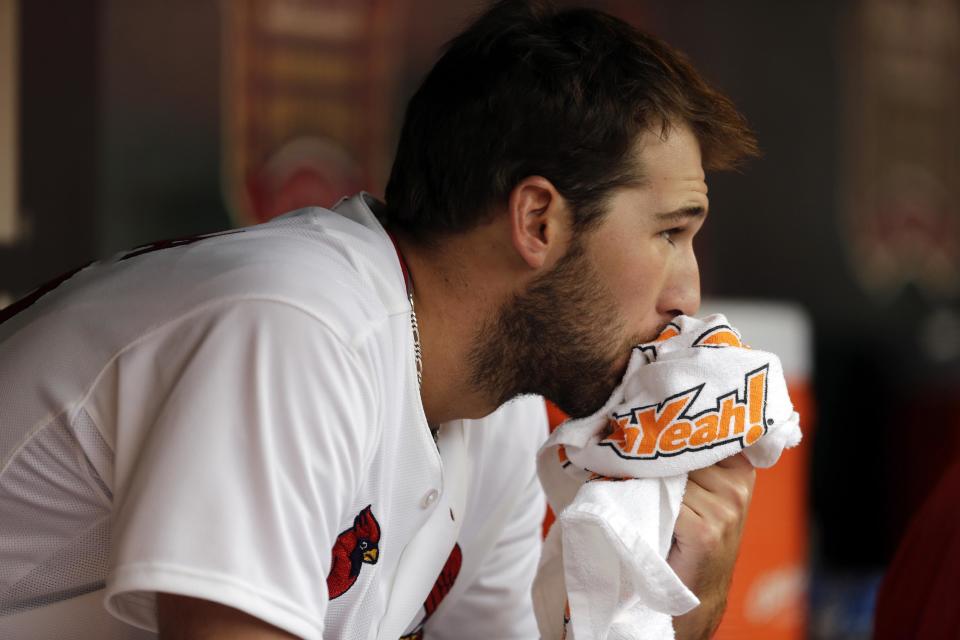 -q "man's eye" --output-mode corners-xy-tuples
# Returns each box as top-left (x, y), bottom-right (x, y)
(660, 228), (683, 245)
